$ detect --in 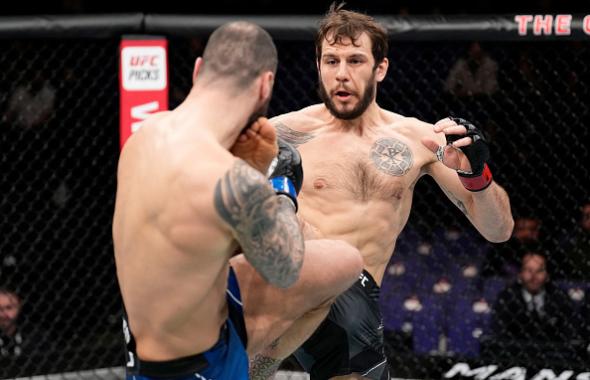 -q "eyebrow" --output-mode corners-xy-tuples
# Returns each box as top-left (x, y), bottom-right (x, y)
(322, 53), (368, 60)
